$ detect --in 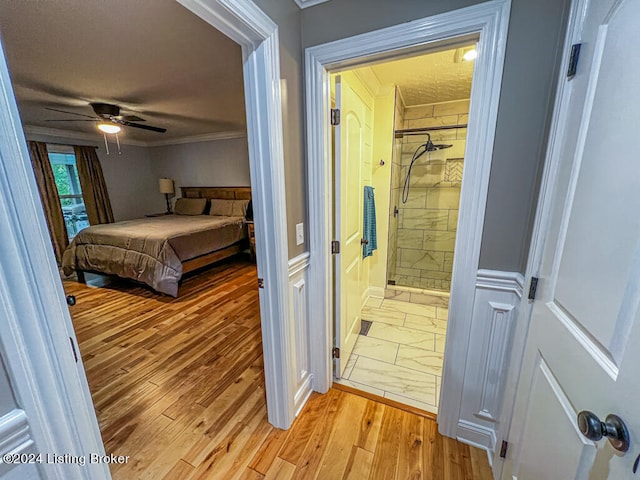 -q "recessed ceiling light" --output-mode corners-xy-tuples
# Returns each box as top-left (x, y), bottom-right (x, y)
(97, 122), (121, 134)
(462, 49), (477, 62)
